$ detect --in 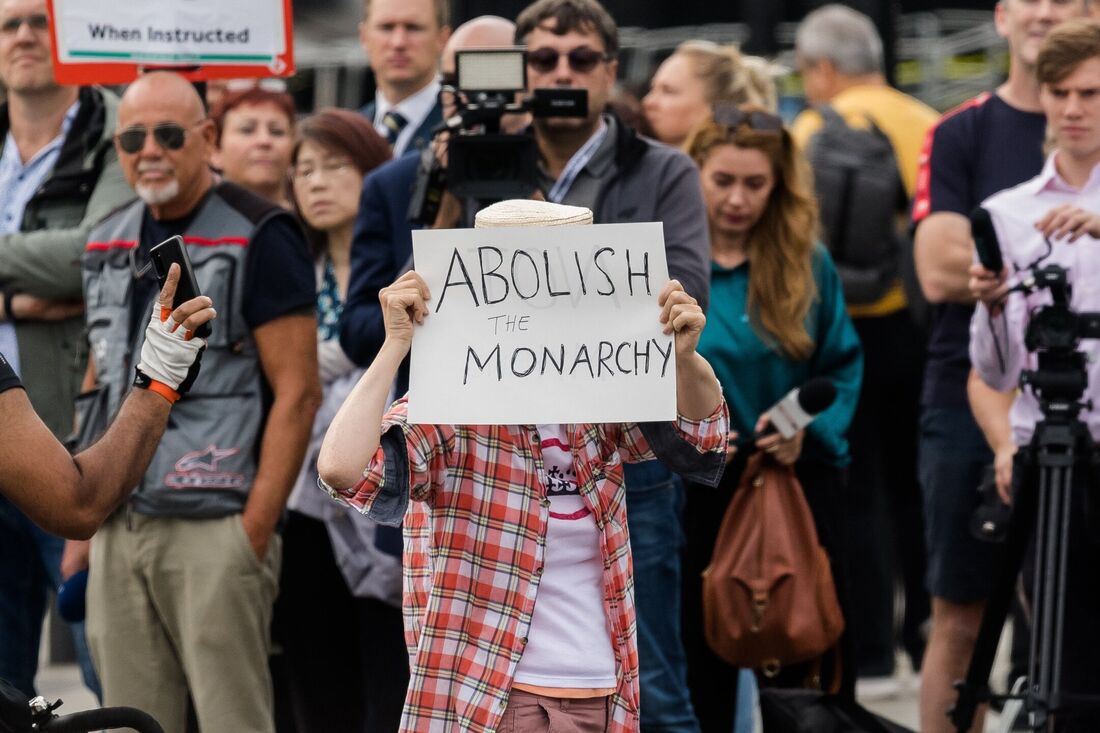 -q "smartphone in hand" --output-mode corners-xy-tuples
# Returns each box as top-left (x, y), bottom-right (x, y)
(148, 235), (212, 338)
